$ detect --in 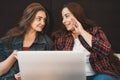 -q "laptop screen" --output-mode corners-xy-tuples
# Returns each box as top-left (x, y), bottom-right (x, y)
(18, 51), (86, 80)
